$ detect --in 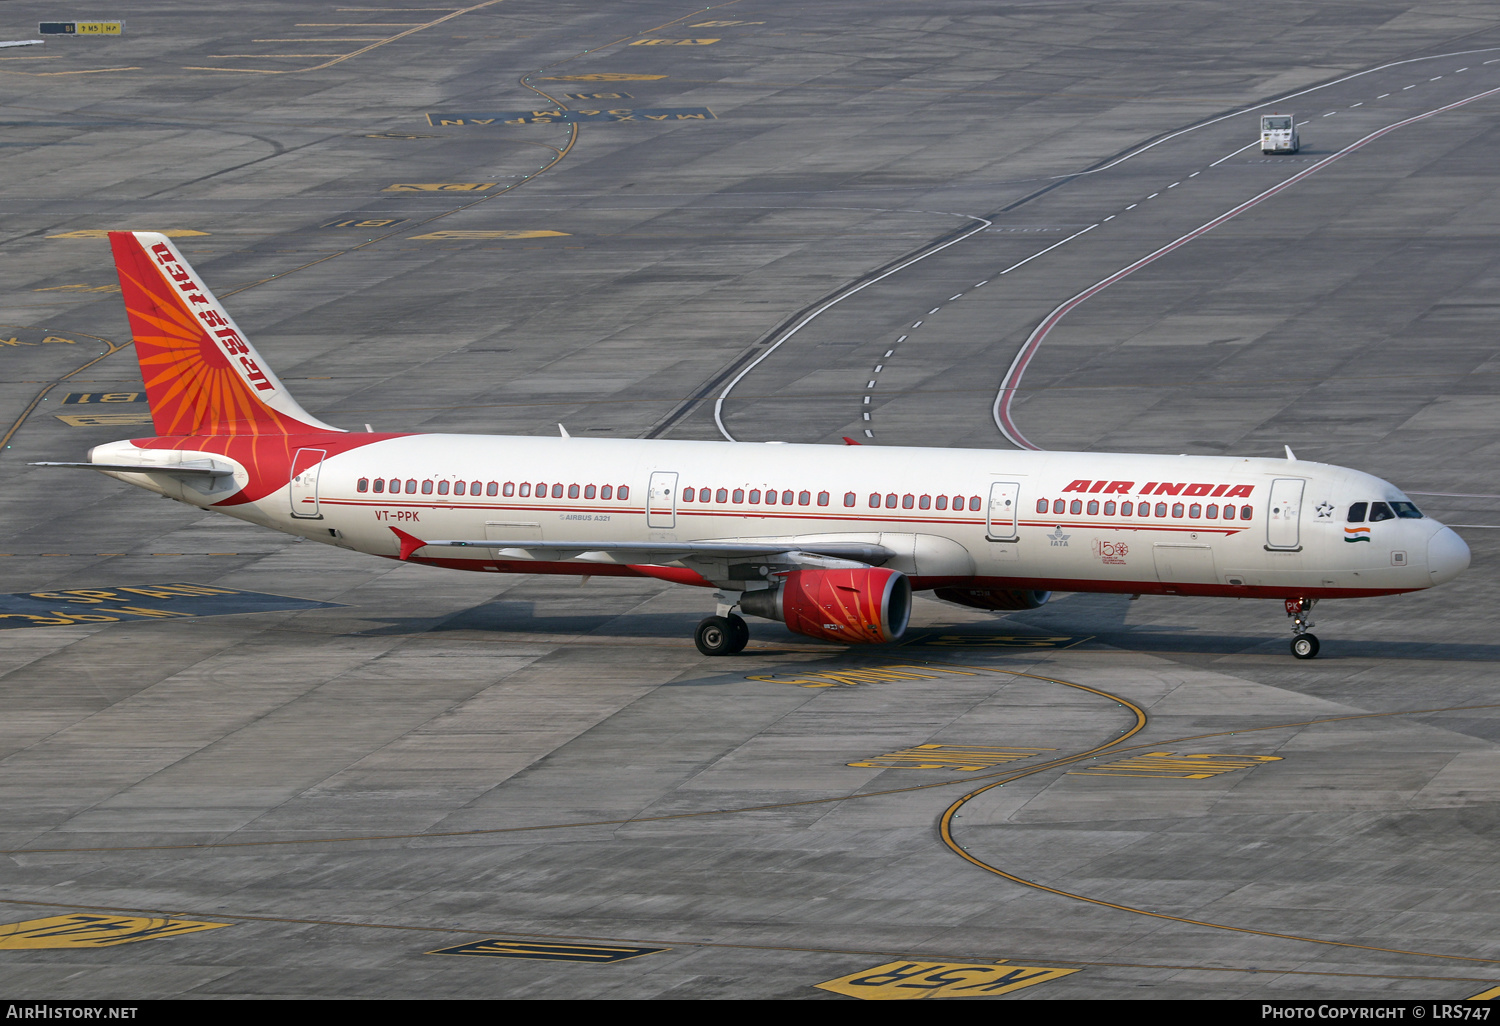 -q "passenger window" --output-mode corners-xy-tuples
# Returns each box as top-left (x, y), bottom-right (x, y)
(1239, 505), (1253, 520)
(843, 492), (855, 507)
(454, 481), (465, 496)
(902, 494), (914, 509)
(389, 478), (400, 492)
(473, 480), (483, 495)
(817, 491), (829, 506)
(421, 480), (434, 495)
(568, 484), (580, 499)
(936, 496), (948, 510)
(1188, 503), (1200, 518)
(520, 483), (531, 497)
(1139, 504), (1150, 518)
(584, 484), (596, 499)
(751, 489), (763, 504)
(1103, 500), (1115, 515)
(1369, 502), (1394, 522)
(1155, 502), (1167, 517)
(1347, 502), (1367, 523)
(783, 490), (794, 504)
(535, 482), (546, 496)
(357, 477), (369, 493)
(683, 487), (696, 502)
(1070, 499), (1082, 515)
(1223, 504), (1234, 520)
(1206, 504), (1218, 519)
(734, 489), (745, 503)
(373, 478), (384, 493)
(953, 495), (965, 510)
(919, 495), (931, 510)
(969, 496), (981, 511)
(1086, 500), (1098, 515)
(406, 479), (418, 494)
(765, 490), (777, 505)
(718, 489), (730, 503)
(886, 493), (898, 509)
(1036, 499), (1048, 514)
(617, 485), (629, 500)
(601, 485), (613, 499)
(1171, 503), (1183, 518)
(799, 491), (811, 506)
(1391, 501), (1424, 519)
(1121, 501), (1133, 516)
(437, 481), (449, 495)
